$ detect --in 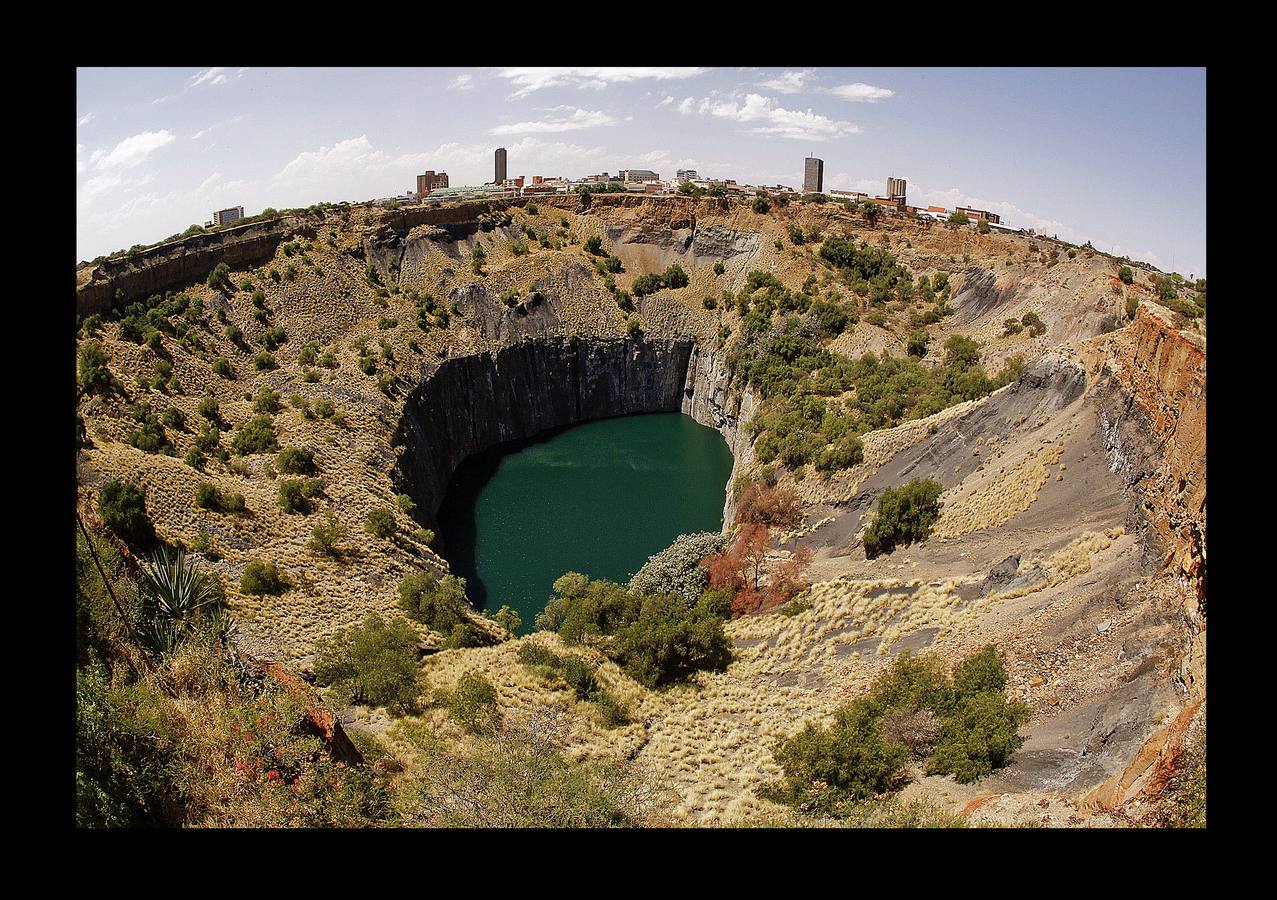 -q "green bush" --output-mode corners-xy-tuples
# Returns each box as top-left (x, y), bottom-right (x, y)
(313, 614), (422, 714)
(206, 262), (230, 290)
(1118, 266), (1134, 285)
(308, 511), (348, 556)
(276, 446), (316, 475)
(767, 645), (1027, 814)
(447, 672), (500, 734)
(612, 591), (733, 688)
(517, 642), (562, 669)
(277, 478), (322, 514)
(594, 690), (631, 728)
(97, 480), (154, 545)
(663, 263), (689, 289)
(231, 415), (277, 455)
(78, 341), (115, 396)
(926, 653), (1029, 782)
(768, 696), (909, 808)
(713, 261), (726, 275)
(239, 559), (286, 595)
(397, 571), (467, 634)
(863, 478), (943, 558)
(558, 654), (599, 700)
(212, 357), (233, 378)
(631, 273), (663, 296)
(194, 481), (227, 511)
(365, 506), (397, 539)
